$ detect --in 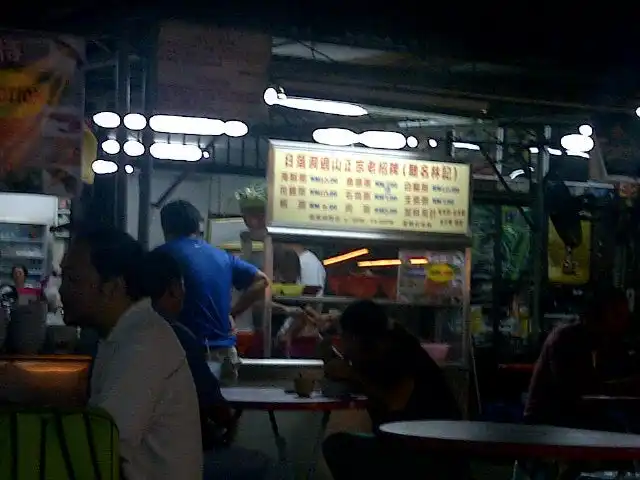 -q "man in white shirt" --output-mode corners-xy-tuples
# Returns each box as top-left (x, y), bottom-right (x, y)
(288, 244), (326, 295)
(60, 228), (202, 480)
